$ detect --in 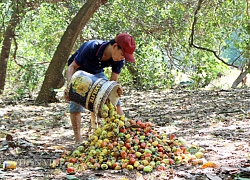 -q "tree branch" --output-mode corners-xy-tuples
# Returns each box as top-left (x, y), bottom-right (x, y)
(247, 0), (249, 18)
(189, 0), (239, 69)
